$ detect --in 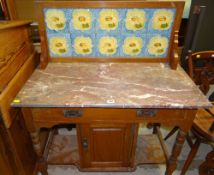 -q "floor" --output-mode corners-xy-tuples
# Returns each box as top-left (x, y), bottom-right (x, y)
(39, 126), (212, 175)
